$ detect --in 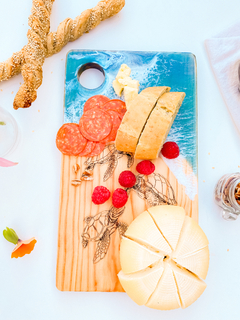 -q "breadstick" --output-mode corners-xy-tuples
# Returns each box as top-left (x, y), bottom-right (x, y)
(13, 0), (54, 109)
(0, 0), (125, 109)
(0, 50), (24, 81)
(46, 0), (125, 57)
